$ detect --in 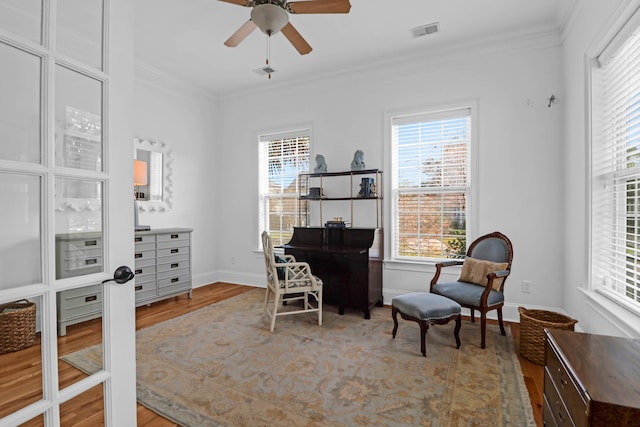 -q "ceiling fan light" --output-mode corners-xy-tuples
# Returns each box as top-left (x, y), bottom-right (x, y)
(251, 3), (288, 35)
